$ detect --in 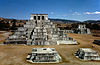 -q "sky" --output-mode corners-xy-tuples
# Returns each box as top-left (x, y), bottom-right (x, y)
(0, 0), (100, 21)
